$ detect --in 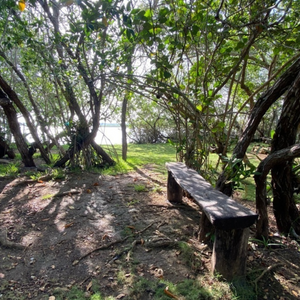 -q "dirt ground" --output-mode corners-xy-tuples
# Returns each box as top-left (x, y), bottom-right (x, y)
(0, 164), (300, 300)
